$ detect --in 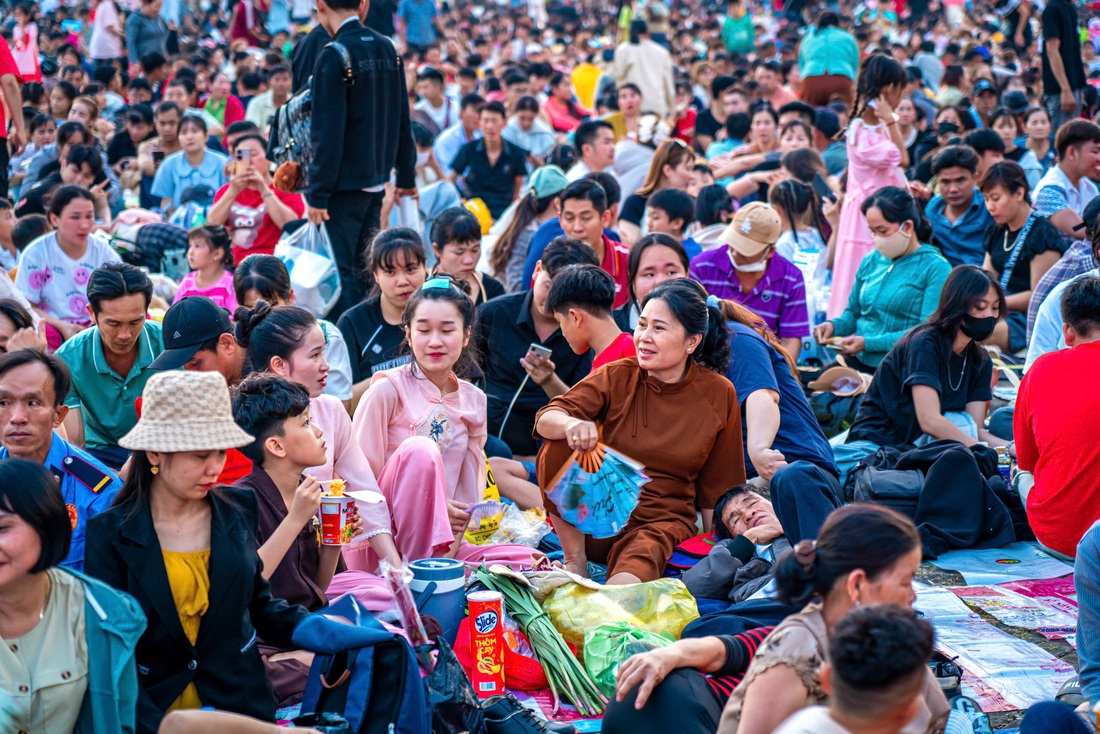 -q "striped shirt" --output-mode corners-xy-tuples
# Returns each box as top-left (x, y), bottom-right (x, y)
(689, 249), (810, 339)
(706, 626), (774, 701)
